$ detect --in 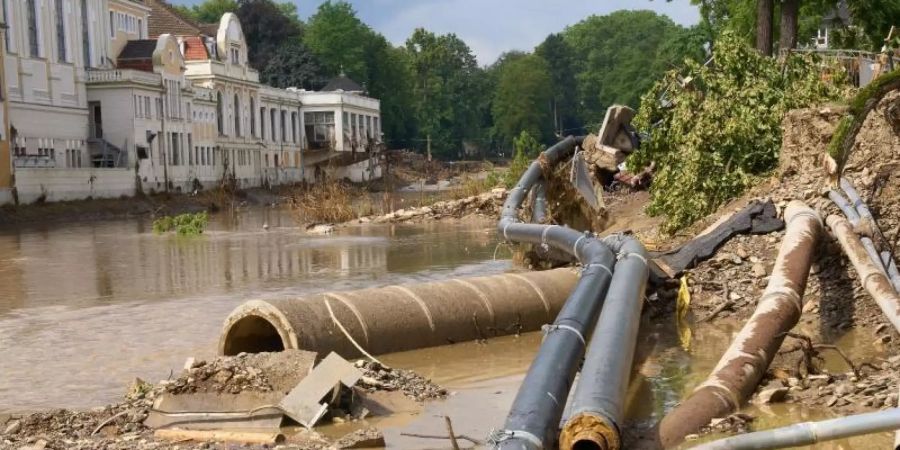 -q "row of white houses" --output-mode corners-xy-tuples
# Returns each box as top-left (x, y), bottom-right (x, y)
(0, 0), (382, 205)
